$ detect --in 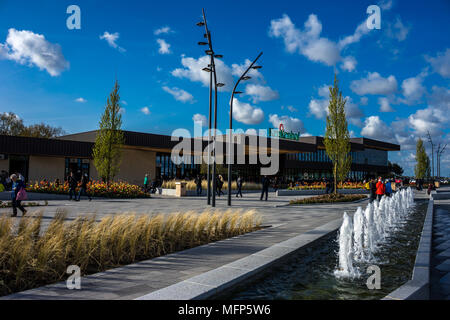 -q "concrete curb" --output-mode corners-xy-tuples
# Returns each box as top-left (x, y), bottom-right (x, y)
(383, 199), (434, 300)
(135, 218), (342, 300)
